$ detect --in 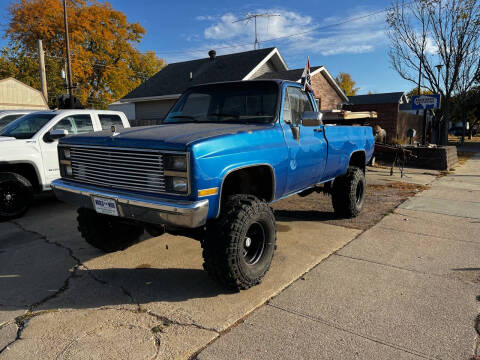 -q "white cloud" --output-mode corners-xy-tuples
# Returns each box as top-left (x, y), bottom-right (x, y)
(196, 15), (217, 21)
(203, 10), (314, 42)
(197, 7), (387, 57)
(165, 7), (388, 63)
(424, 37), (439, 55)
